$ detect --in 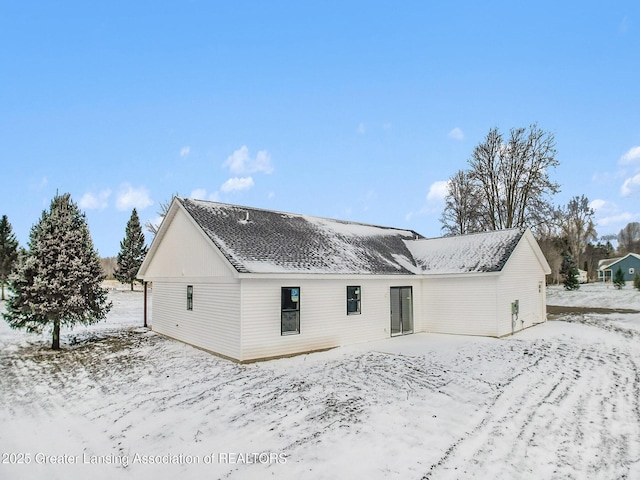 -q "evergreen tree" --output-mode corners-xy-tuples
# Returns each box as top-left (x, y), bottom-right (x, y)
(3, 193), (111, 350)
(634, 274), (640, 291)
(114, 208), (148, 290)
(561, 254), (580, 291)
(0, 215), (19, 301)
(613, 267), (625, 290)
